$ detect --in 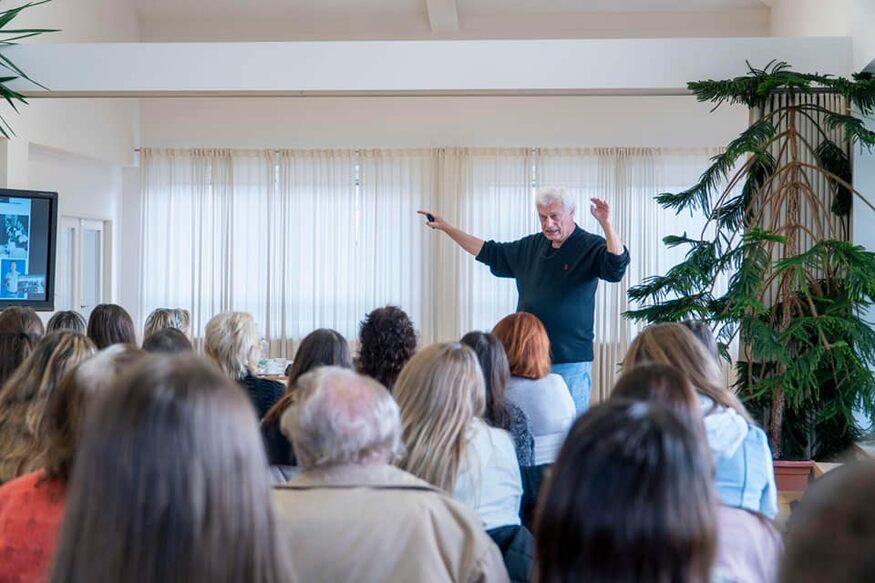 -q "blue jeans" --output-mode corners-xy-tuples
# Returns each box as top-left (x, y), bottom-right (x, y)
(552, 361), (592, 415)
